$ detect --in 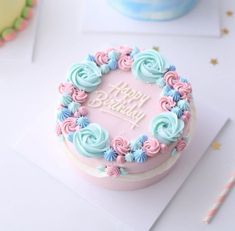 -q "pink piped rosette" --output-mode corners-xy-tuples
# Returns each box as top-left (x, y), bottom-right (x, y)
(0, 0), (37, 46)
(56, 46), (193, 179)
(160, 70), (192, 123)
